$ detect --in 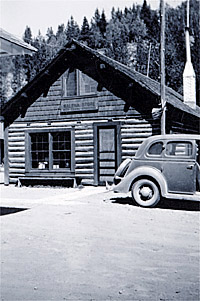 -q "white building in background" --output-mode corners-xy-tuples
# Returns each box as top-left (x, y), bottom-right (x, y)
(0, 28), (37, 166)
(0, 28), (37, 56)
